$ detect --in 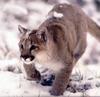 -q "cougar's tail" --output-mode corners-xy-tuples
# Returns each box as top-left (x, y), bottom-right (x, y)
(87, 17), (100, 41)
